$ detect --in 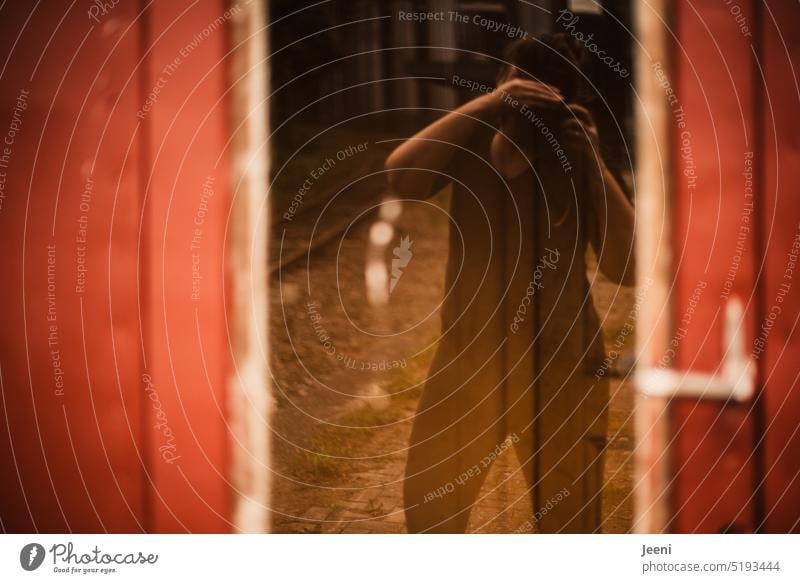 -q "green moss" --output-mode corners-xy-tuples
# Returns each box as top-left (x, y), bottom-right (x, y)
(292, 338), (438, 483)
